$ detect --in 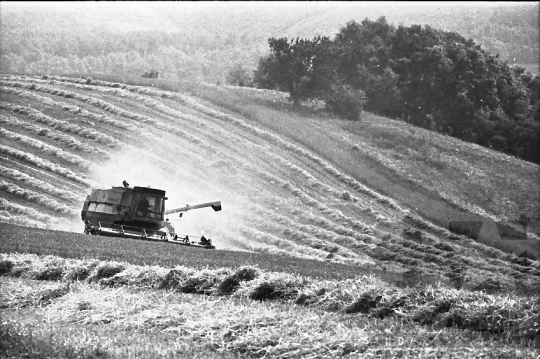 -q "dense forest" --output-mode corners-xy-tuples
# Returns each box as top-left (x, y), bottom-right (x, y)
(254, 17), (540, 164)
